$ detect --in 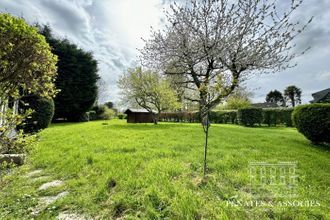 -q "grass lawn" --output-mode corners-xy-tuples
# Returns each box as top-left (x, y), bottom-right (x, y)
(0, 119), (329, 219)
